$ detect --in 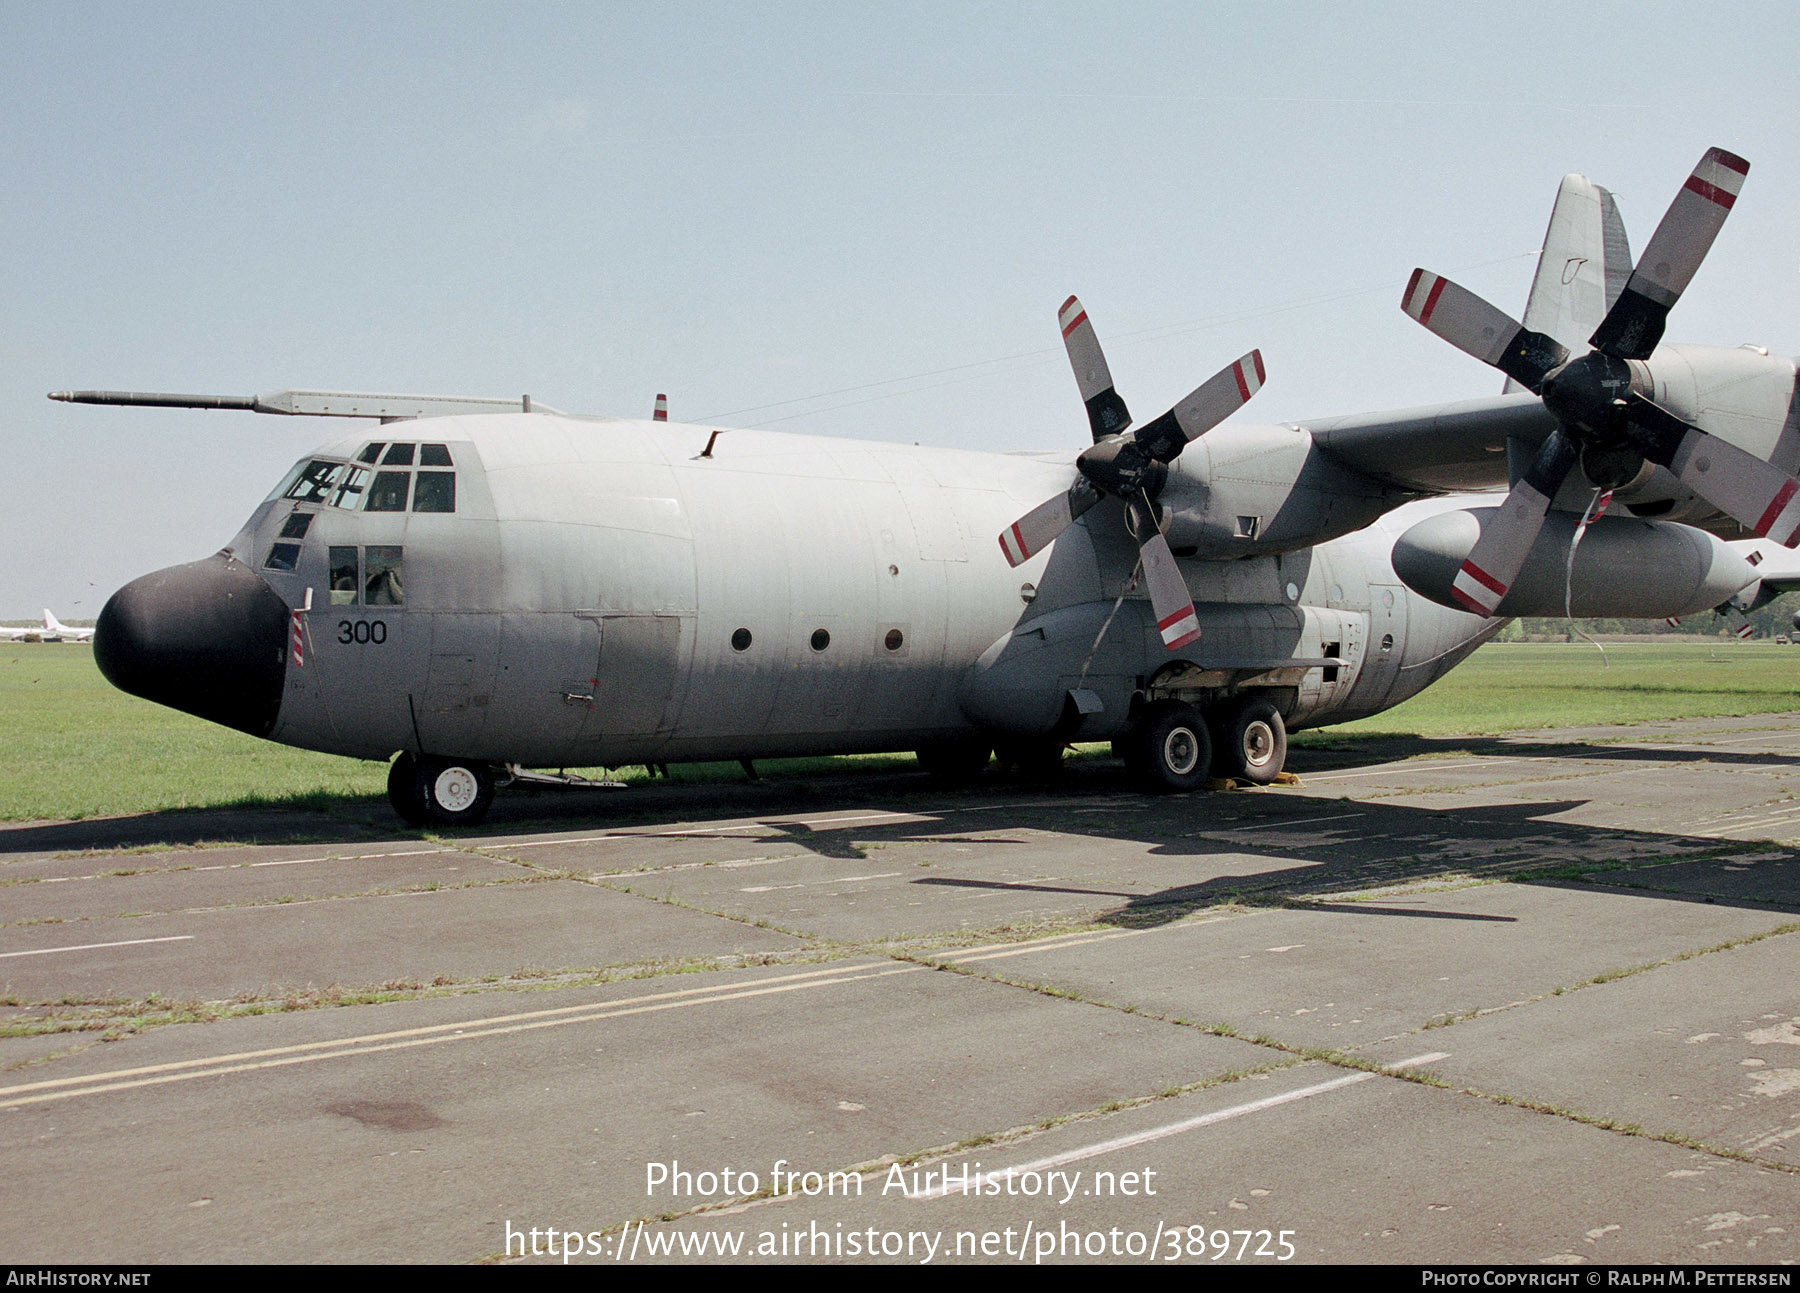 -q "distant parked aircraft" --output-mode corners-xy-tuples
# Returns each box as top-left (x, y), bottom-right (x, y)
(41, 611), (94, 642)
